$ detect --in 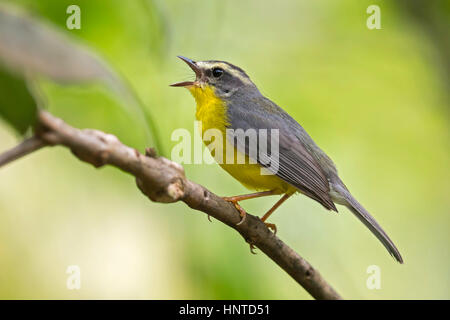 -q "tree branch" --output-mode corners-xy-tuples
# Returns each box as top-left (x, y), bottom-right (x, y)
(0, 135), (46, 167)
(0, 110), (342, 300)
